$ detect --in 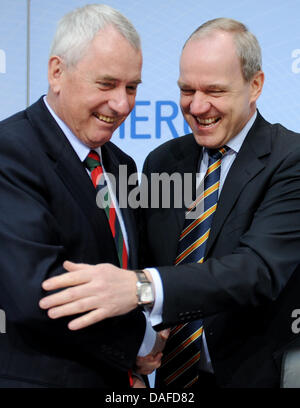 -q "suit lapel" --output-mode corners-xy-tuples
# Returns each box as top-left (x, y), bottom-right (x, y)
(205, 113), (272, 255)
(54, 146), (111, 247)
